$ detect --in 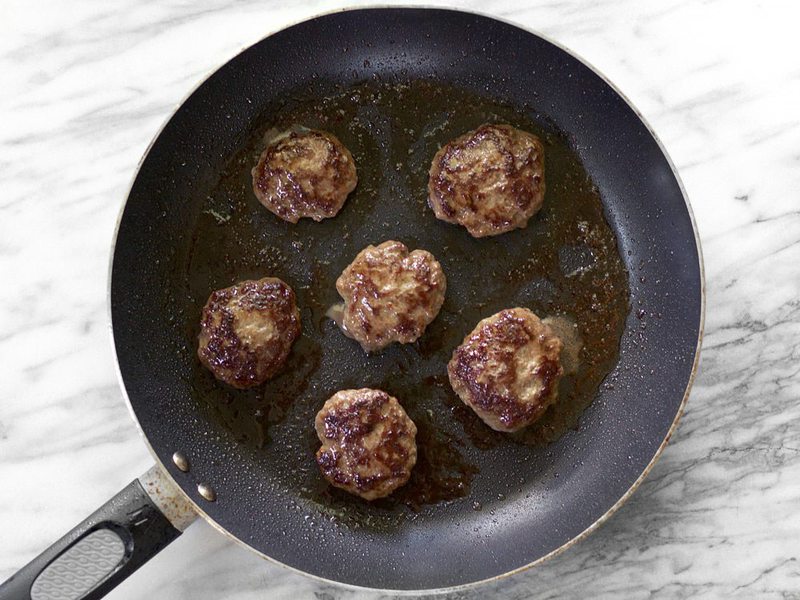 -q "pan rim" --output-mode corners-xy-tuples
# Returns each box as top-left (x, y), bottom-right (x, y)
(107, 5), (705, 594)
